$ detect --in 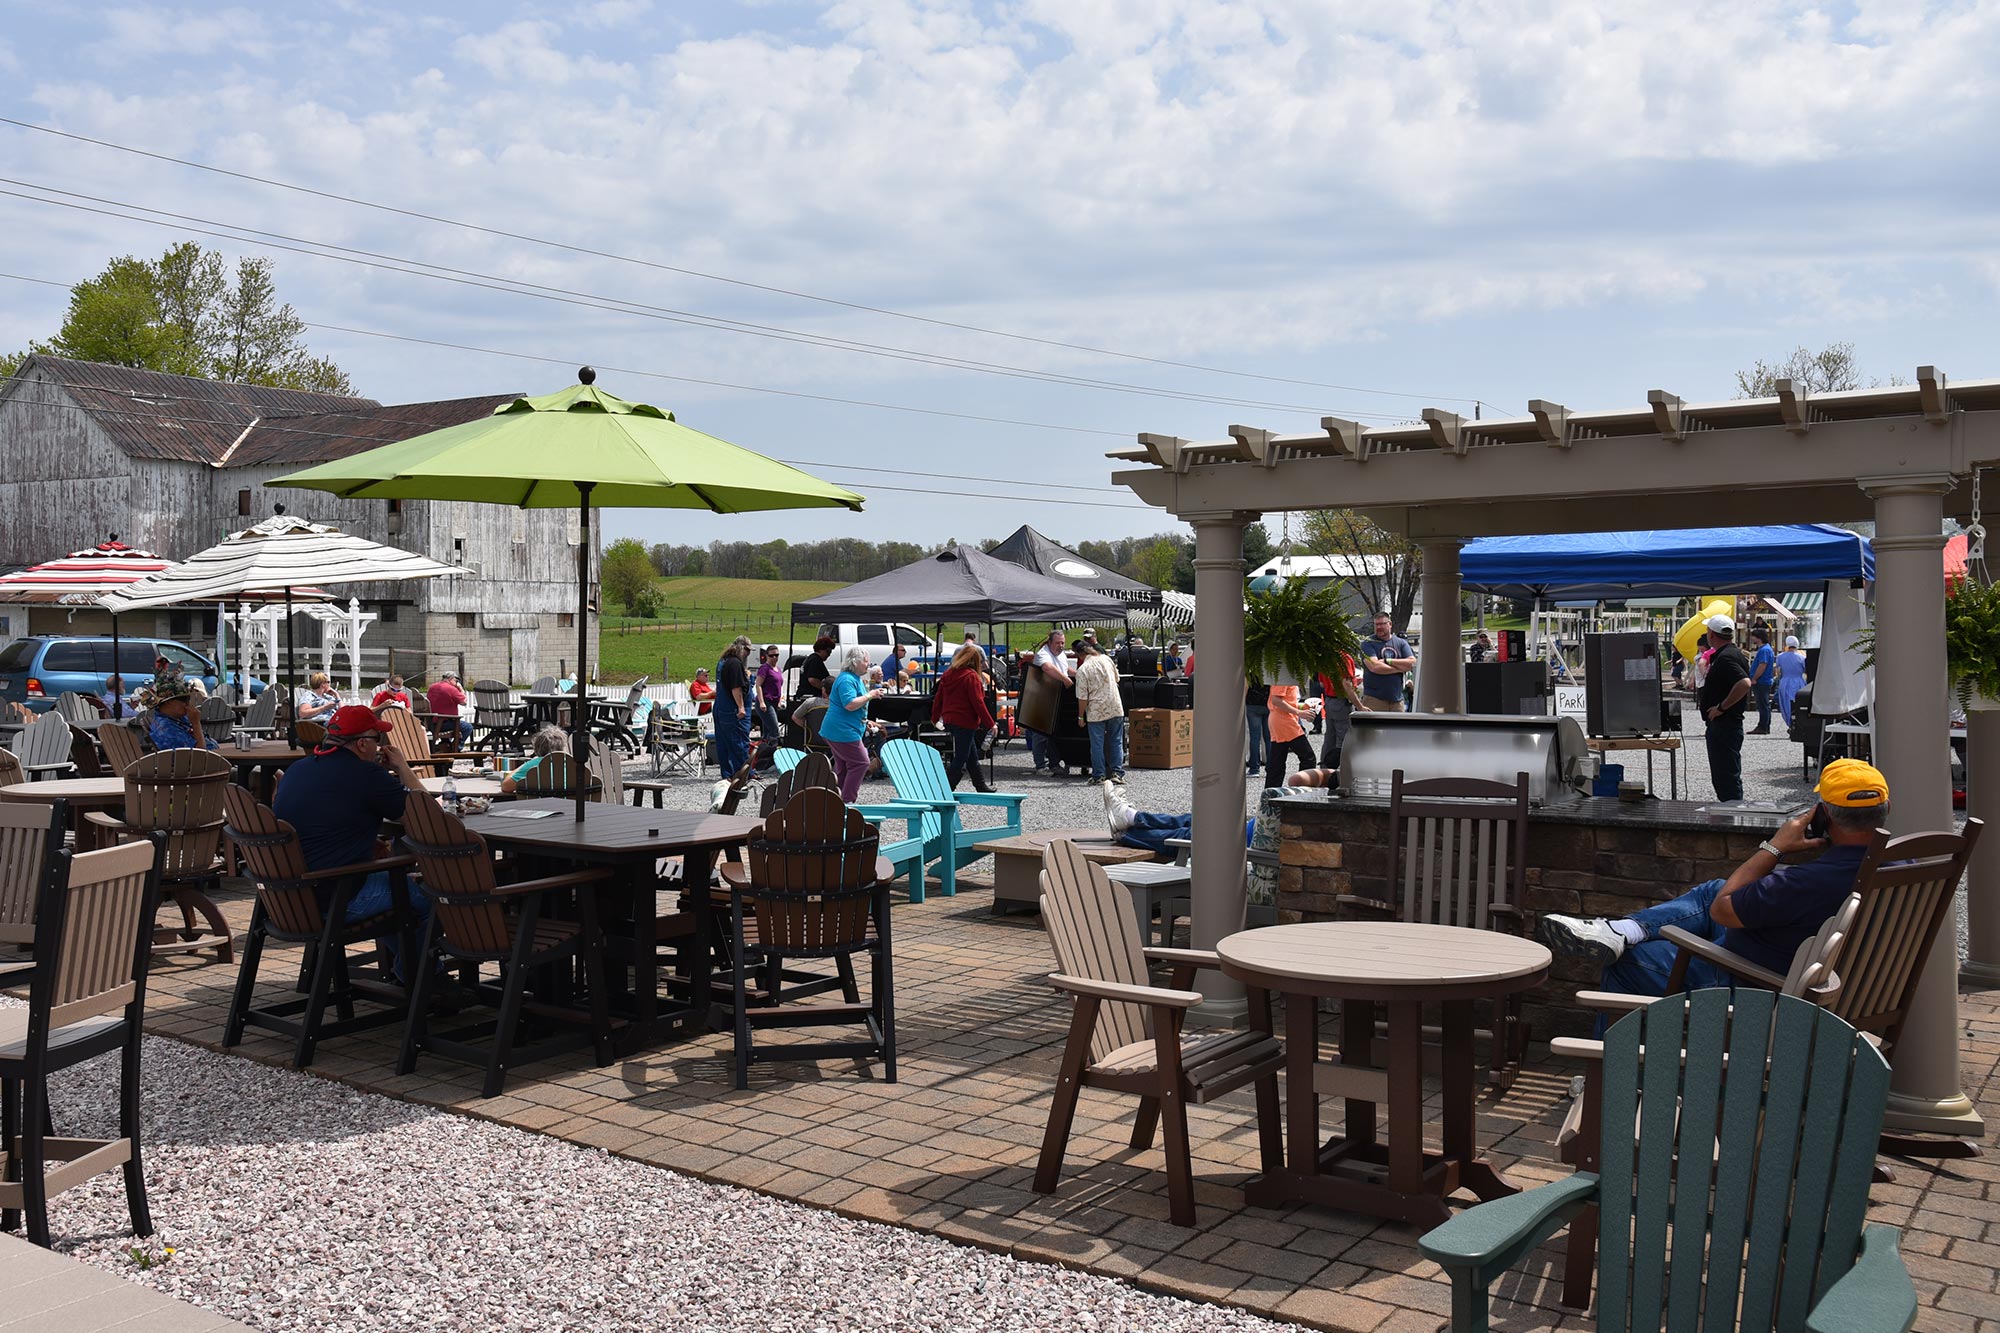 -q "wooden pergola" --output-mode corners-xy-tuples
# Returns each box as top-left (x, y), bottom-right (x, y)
(1112, 367), (1998, 1144)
